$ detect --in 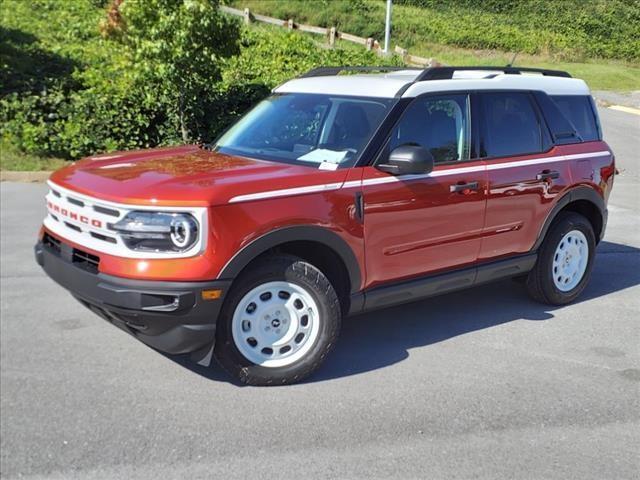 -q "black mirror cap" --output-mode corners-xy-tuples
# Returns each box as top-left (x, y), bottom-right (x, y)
(377, 144), (434, 175)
